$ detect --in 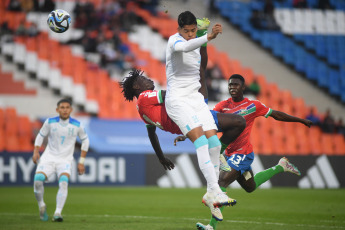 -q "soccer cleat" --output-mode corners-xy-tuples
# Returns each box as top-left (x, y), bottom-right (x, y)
(39, 205), (48, 221)
(219, 154), (231, 172)
(278, 157), (301, 176)
(202, 192), (223, 221)
(196, 222), (214, 230)
(213, 192), (237, 208)
(197, 18), (210, 30)
(52, 213), (63, 222)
